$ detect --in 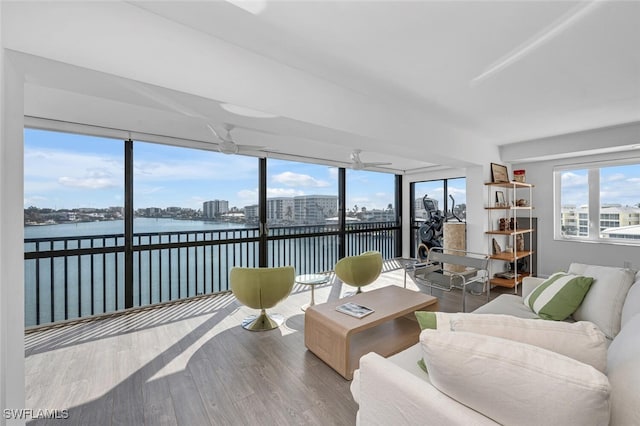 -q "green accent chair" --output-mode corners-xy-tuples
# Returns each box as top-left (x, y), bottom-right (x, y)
(335, 251), (383, 294)
(230, 266), (295, 331)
